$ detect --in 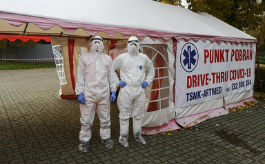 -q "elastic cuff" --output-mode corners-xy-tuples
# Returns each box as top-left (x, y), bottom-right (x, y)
(116, 80), (122, 86)
(145, 80), (150, 85)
